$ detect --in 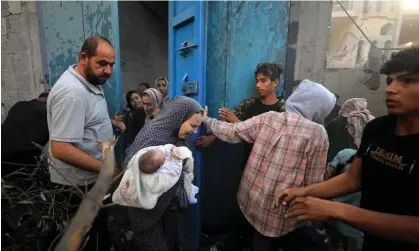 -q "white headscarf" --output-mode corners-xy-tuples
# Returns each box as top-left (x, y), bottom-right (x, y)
(339, 98), (375, 147)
